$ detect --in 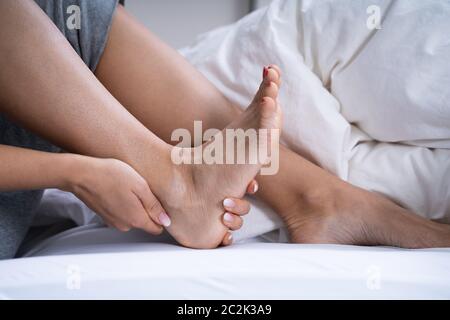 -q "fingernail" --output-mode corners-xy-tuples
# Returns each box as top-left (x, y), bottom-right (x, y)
(263, 66), (268, 78)
(228, 233), (233, 242)
(253, 183), (259, 193)
(158, 212), (171, 227)
(223, 198), (235, 208)
(223, 212), (234, 223)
